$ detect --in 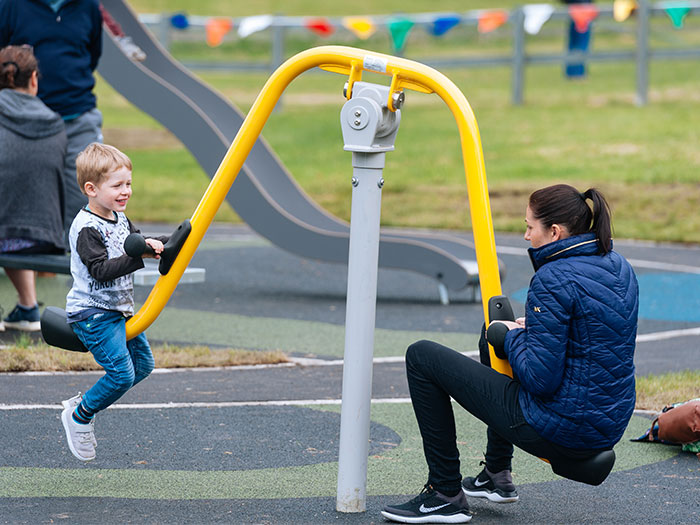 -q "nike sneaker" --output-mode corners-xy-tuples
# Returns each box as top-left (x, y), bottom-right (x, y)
(381, 484), (472, 523)
(462, 466), (519, 503)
